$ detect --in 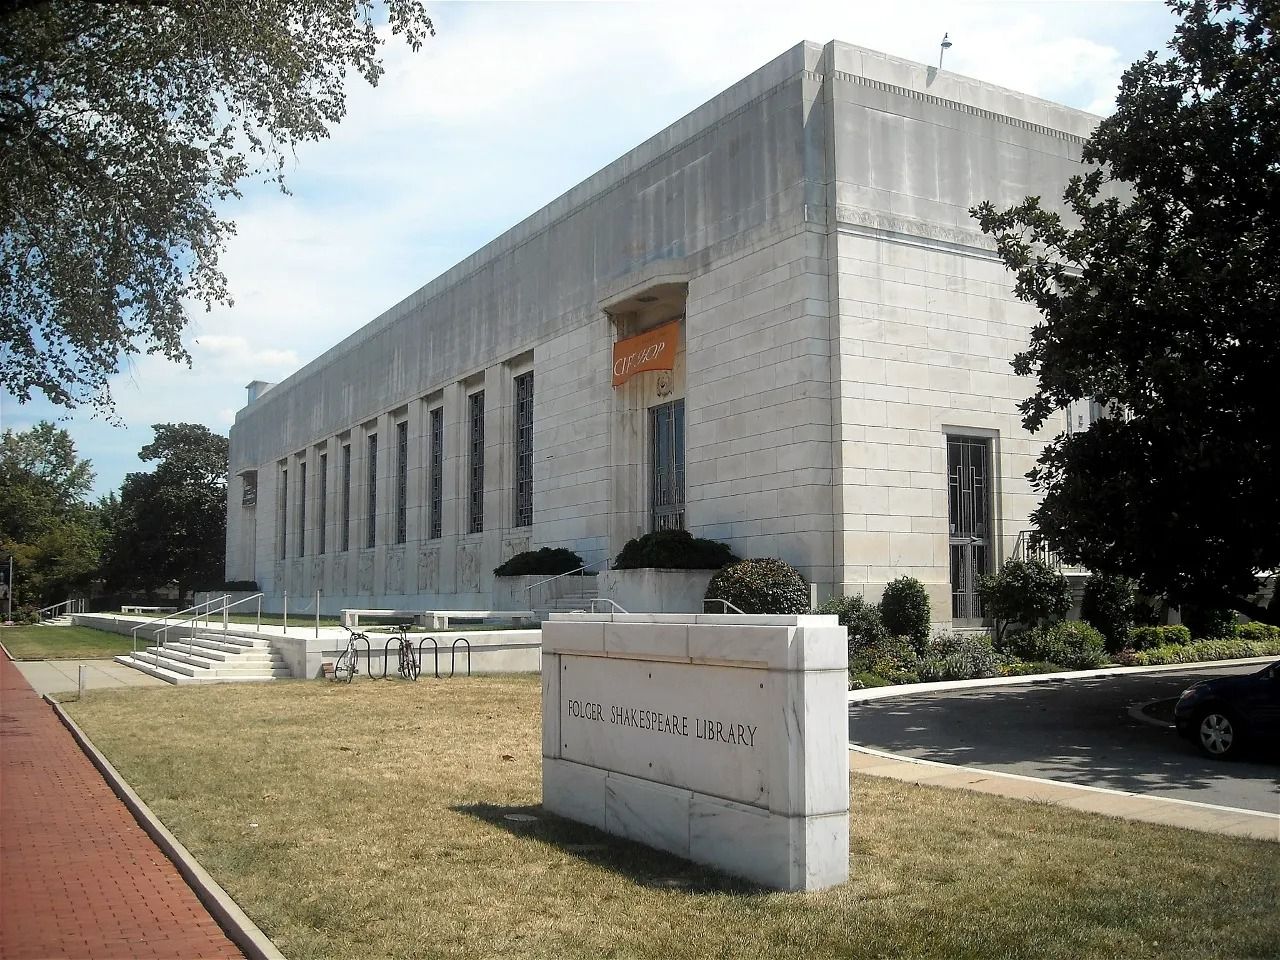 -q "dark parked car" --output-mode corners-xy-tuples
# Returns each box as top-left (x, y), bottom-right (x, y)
(1174, 660), (1280, 758)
